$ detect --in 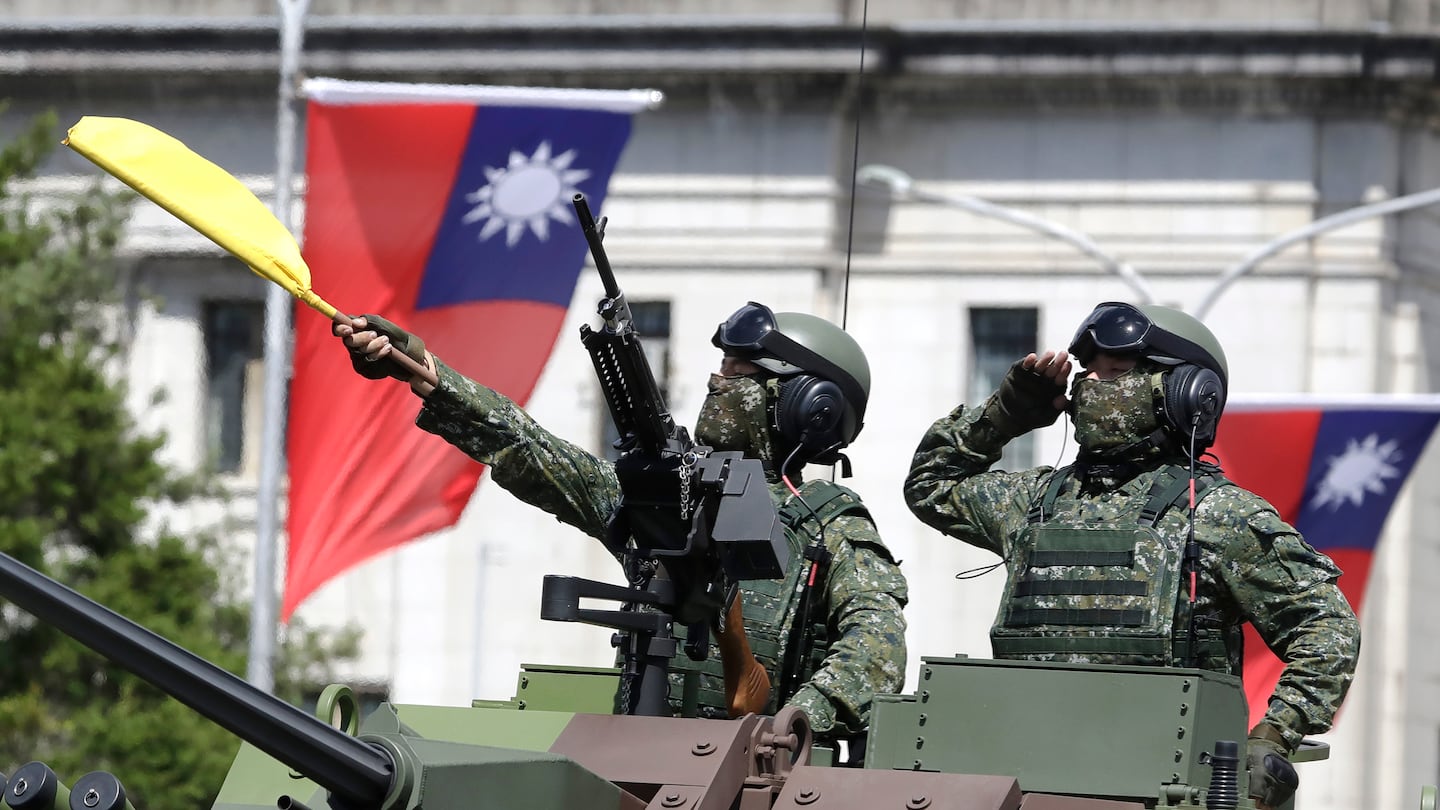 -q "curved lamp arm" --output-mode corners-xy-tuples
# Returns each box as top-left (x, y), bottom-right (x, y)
(857, 164), (1158, 304)
(1193, 187), (1440, 320)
